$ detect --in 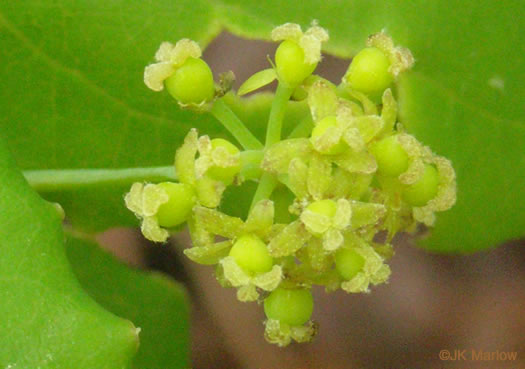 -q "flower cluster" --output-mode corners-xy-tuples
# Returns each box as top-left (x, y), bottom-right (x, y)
(126, 23), (456, 346)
